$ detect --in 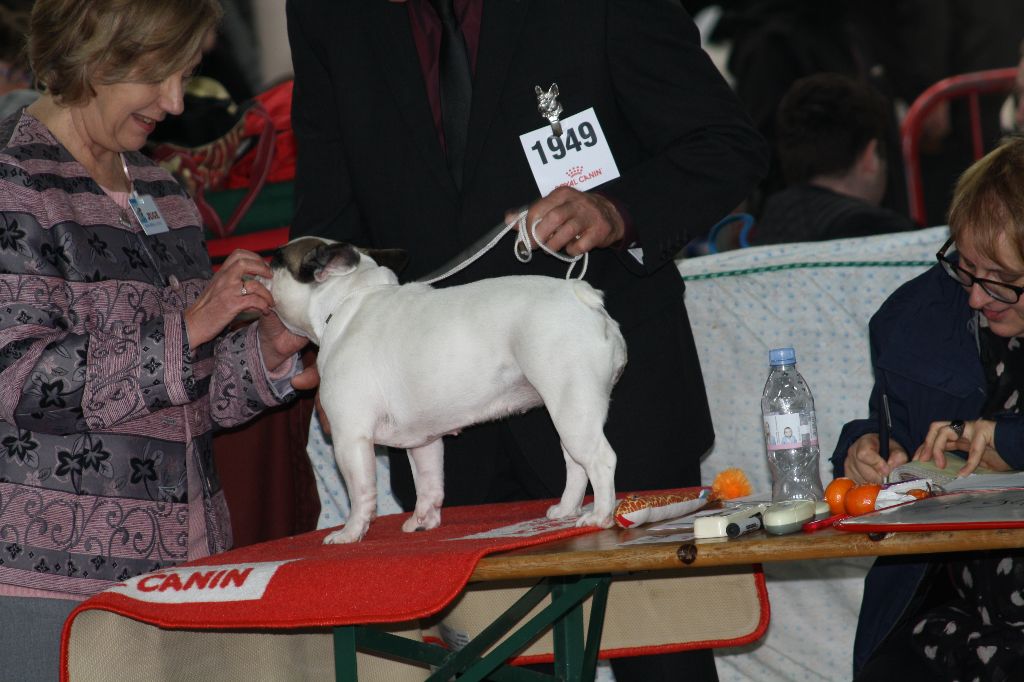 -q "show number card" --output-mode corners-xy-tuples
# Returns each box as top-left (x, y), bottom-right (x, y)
(520, 107), (620, 196)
